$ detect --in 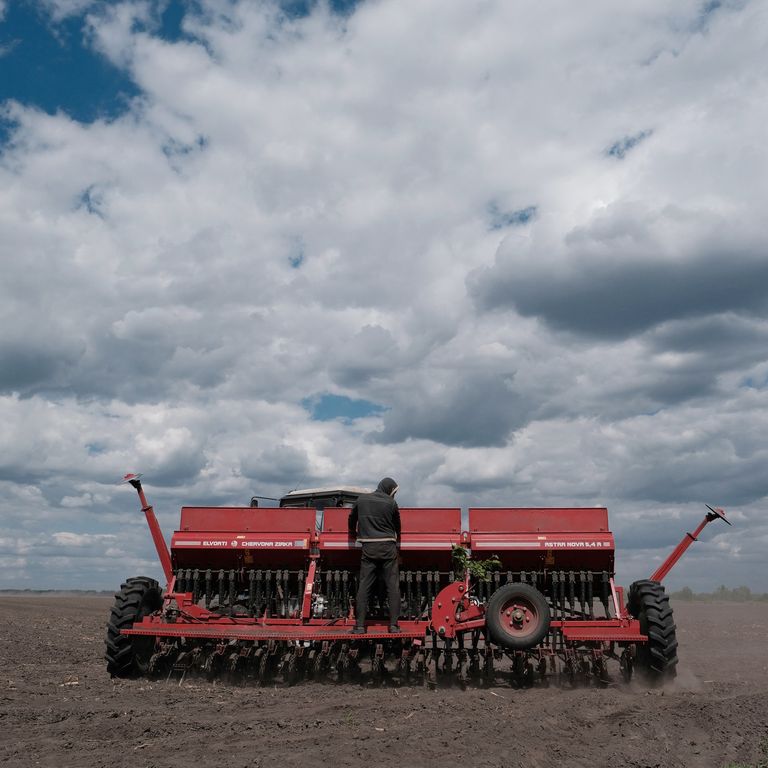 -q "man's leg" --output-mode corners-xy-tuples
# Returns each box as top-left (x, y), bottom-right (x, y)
(380, 543), (400, 628)
(354, 548), (377, 630)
